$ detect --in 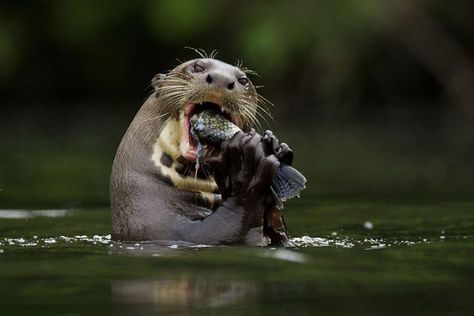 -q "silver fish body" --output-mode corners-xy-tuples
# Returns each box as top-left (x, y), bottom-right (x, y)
(190, 110), (306, 201)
